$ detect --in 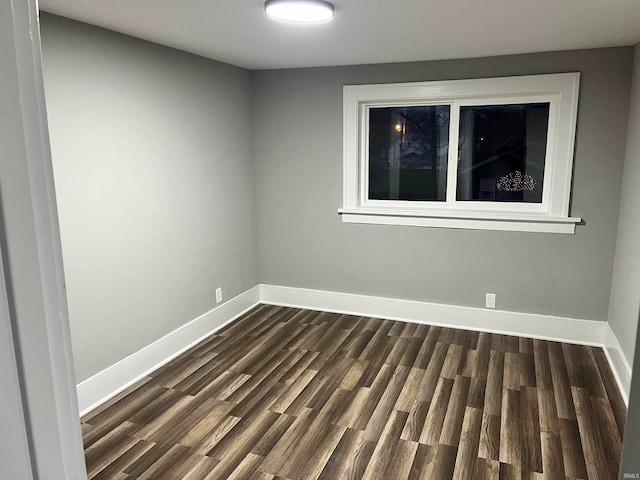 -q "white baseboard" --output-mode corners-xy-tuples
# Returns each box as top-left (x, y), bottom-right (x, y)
(77, 283), (632, 415)
(76, 285), (260, 416)
(603, 324), (633, 405)
(260, 284), (631, 403)
(260, 284), (607, 346)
